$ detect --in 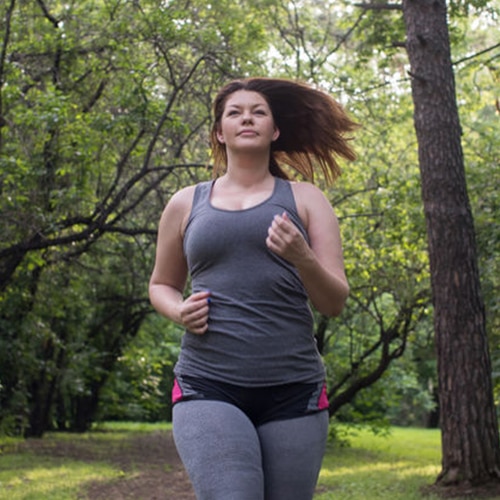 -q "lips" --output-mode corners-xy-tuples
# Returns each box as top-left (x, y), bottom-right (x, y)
(238, 129), (258, 136)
